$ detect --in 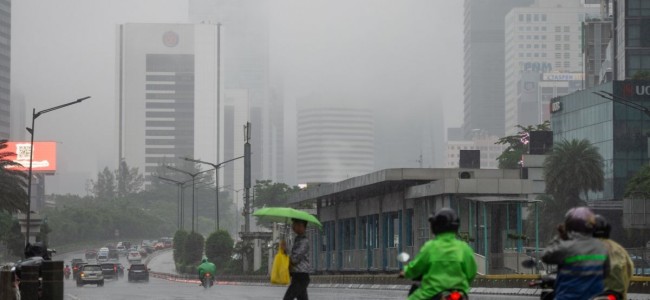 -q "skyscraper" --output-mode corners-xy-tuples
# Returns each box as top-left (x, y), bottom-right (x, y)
(504, 0), (599, 134)
(463, 0), (533, 138)
(117, 23), (220, 184)
(0, 0), (10, 139)
(297, 100), (374, 184)
(189, 0), (284, 184)
(614, 0), (650, 80)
